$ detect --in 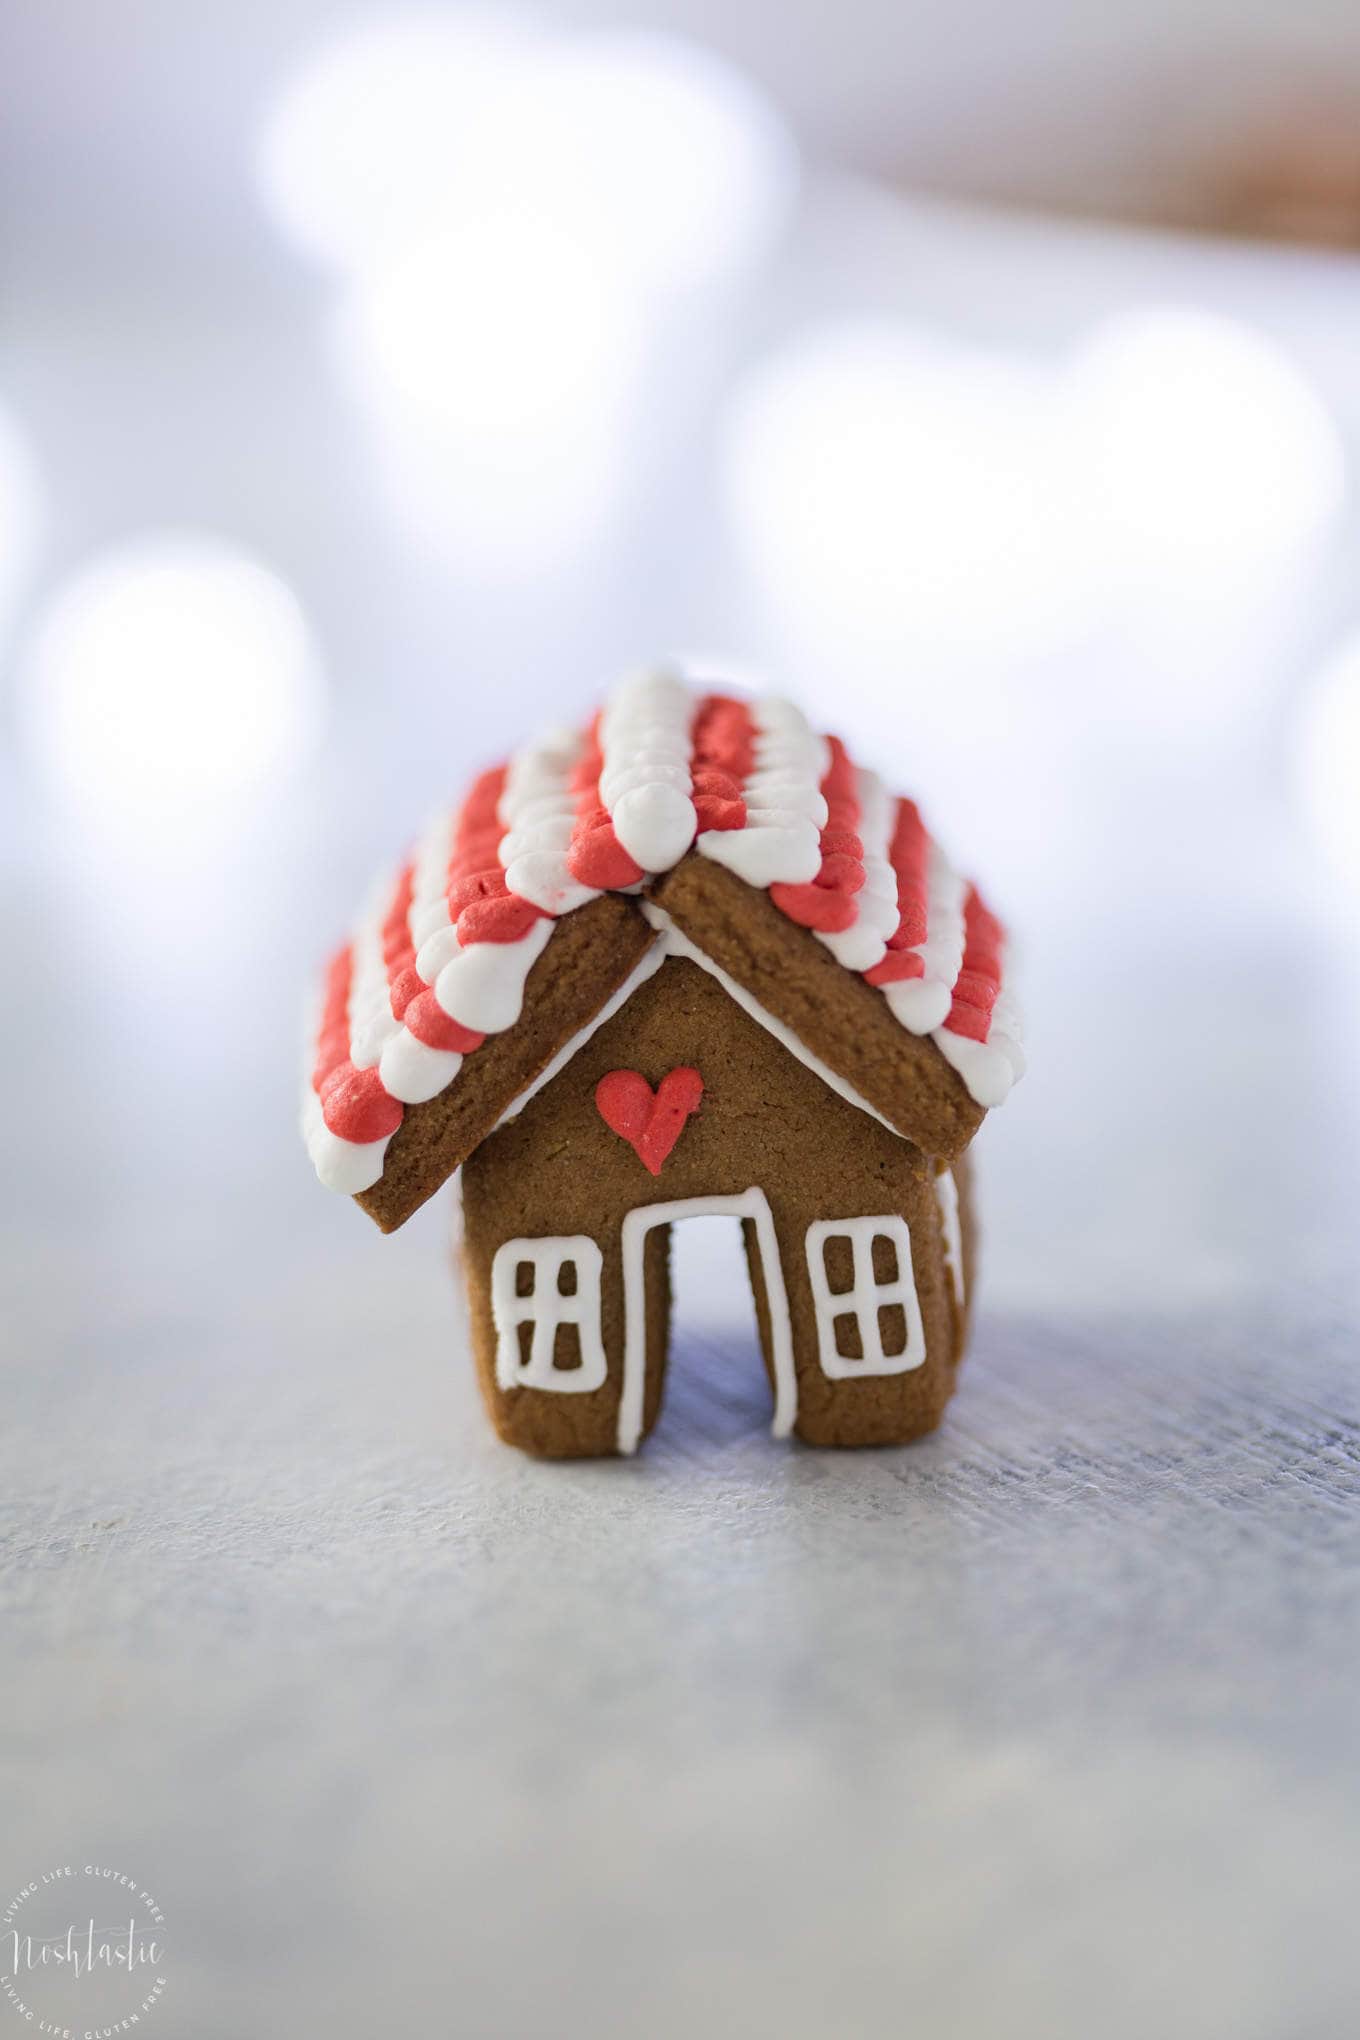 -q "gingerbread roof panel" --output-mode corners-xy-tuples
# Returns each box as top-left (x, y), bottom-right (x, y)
(302, 668), (1023, 1205)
